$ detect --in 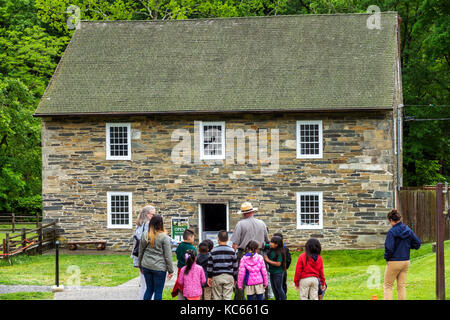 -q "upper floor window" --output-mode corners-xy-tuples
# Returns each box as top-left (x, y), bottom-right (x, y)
(296, 191), (323, 230)
(106, 123), (131, 160)
(296, 120), (323, 158)
(200, 121), (225, 160)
